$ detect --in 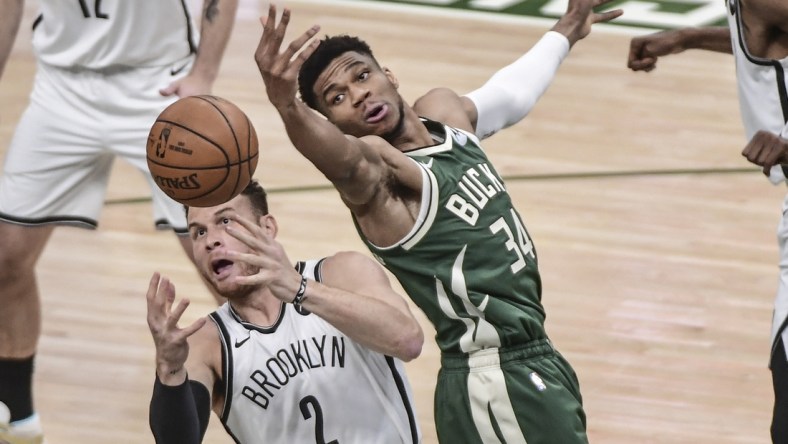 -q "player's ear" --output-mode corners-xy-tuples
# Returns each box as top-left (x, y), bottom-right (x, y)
(261, 214), (278, 237)
(383, 67), (398, 89)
